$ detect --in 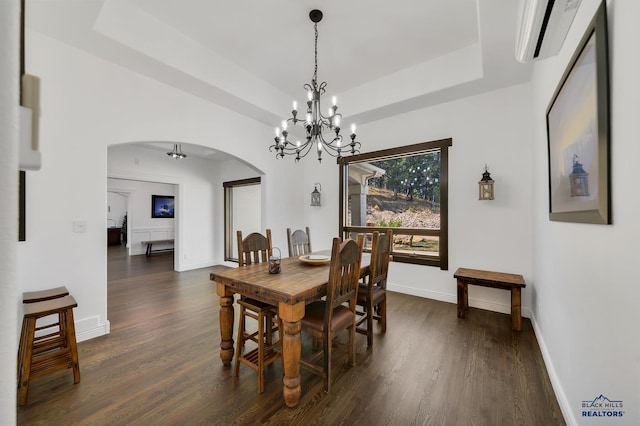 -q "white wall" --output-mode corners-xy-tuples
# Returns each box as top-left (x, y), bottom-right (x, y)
(16, 3), (640, 424)
(107, 177), (175, 256)
(308, 82), (535, 316)
(0, 0), (20, 419)
(107, 192), (127, 229)
(530, 1), (640, 424)
(17, 29), (304, 347)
